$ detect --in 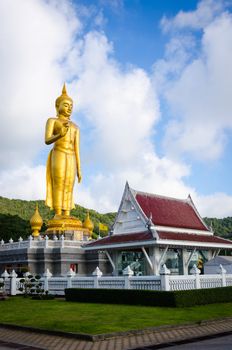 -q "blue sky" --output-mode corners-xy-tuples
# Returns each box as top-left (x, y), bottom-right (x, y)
(0, 0), (232, 217)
